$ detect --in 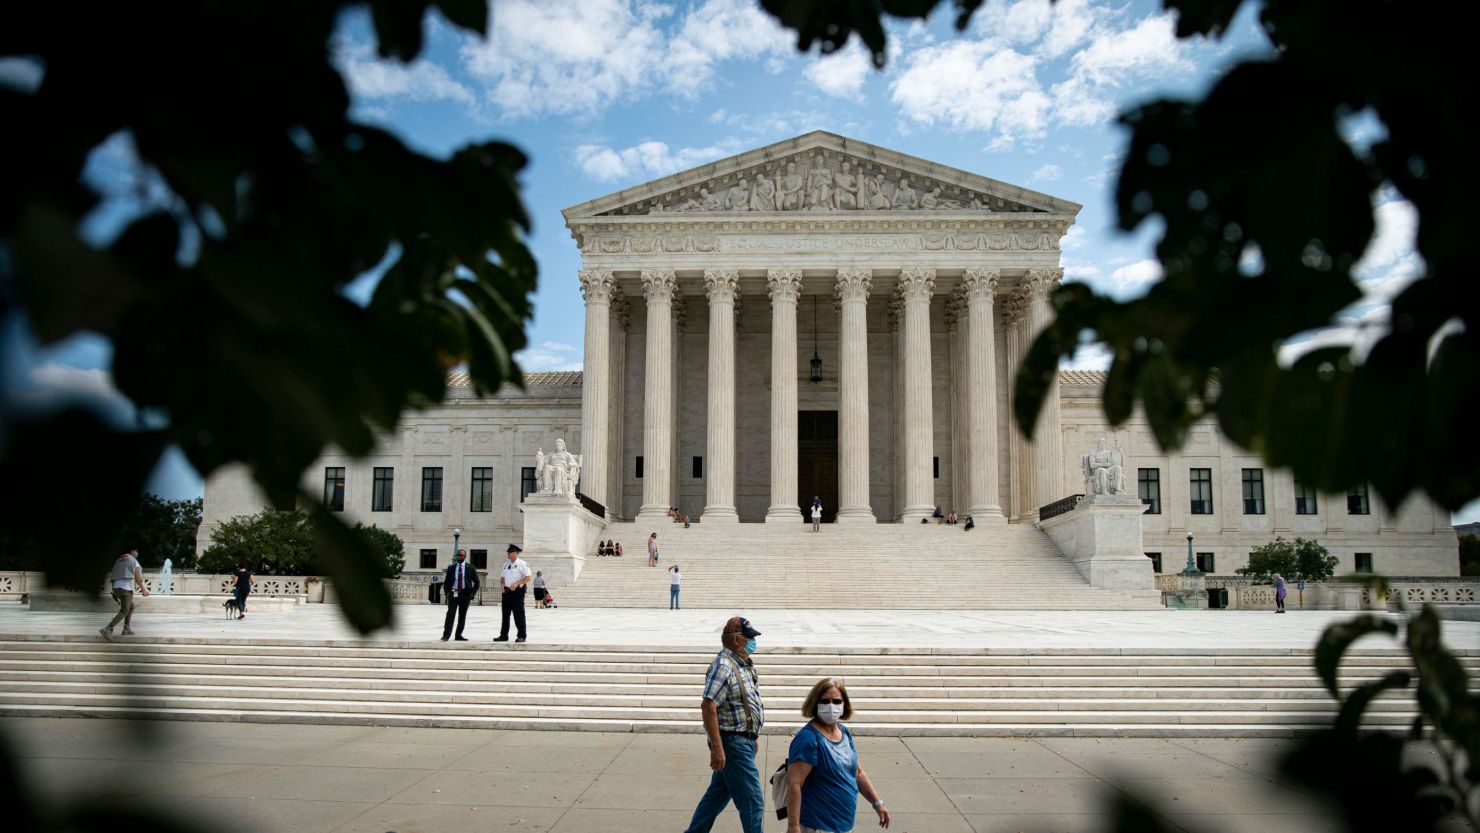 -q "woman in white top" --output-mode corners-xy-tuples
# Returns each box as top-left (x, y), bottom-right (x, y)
(669, 565), (681, 609)
(810, 501), (822, 532)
